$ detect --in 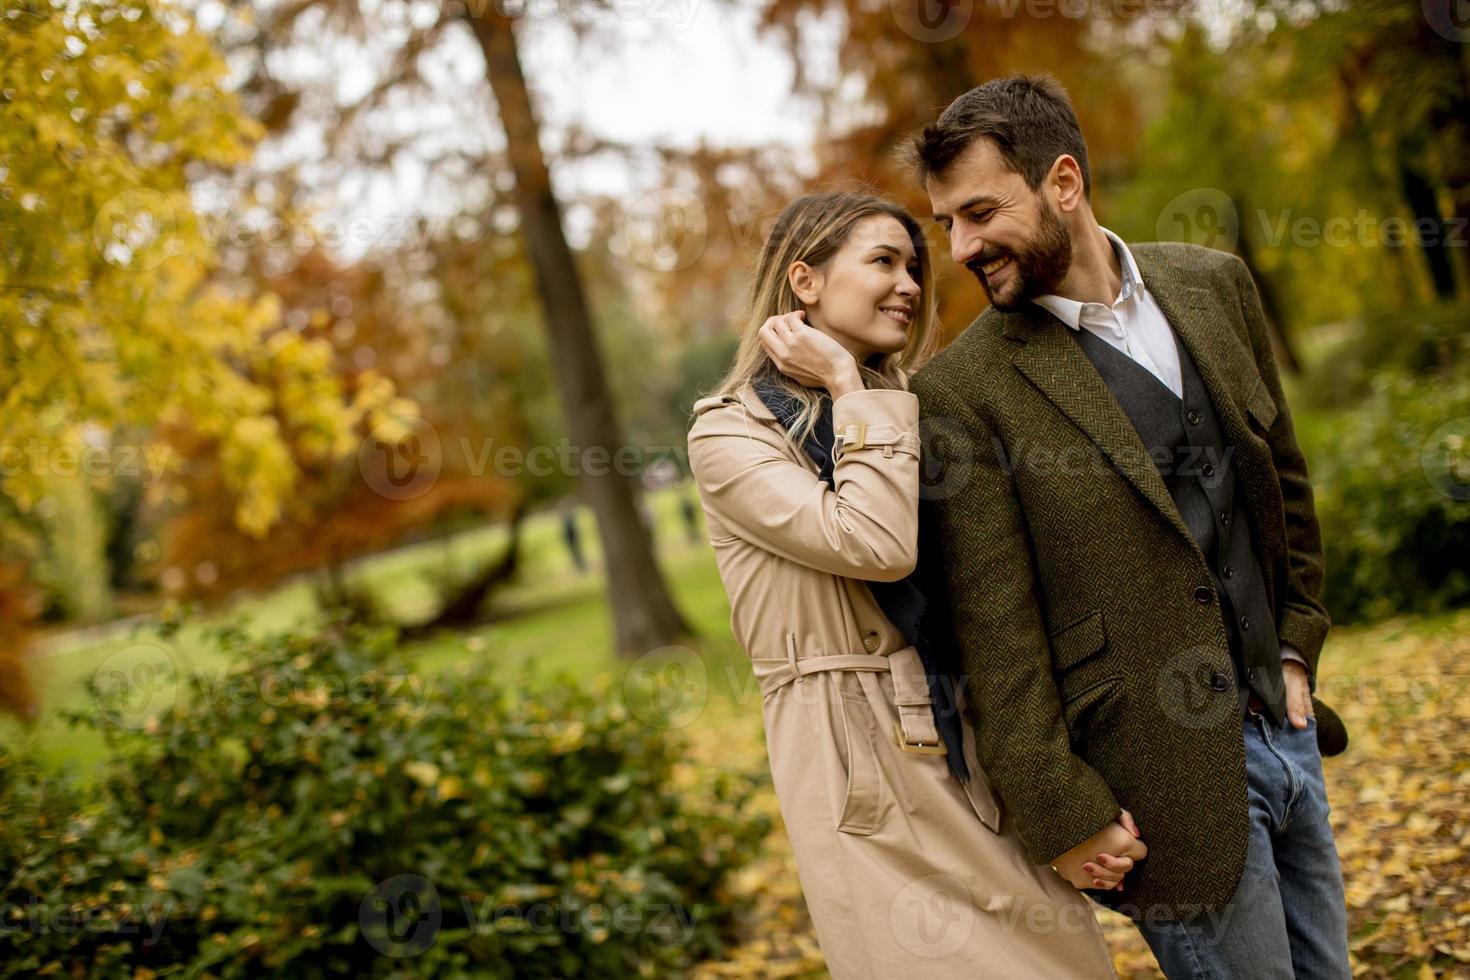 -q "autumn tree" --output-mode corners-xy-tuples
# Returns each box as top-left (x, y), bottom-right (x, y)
(0, 0), (406, 717)
(218, 1), (693, 654)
